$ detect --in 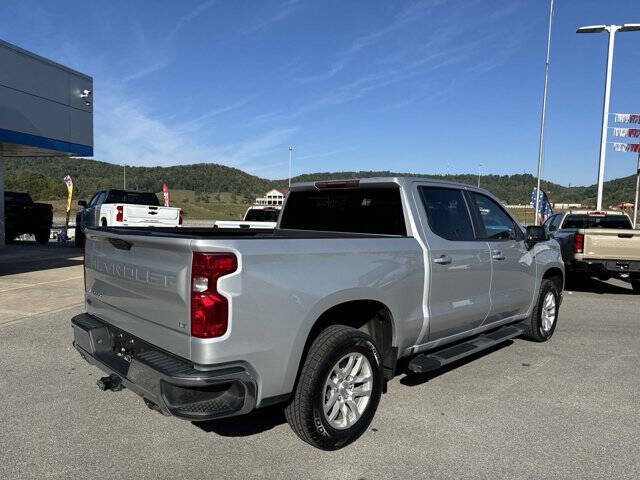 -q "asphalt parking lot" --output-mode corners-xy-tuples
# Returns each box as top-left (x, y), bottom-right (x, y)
(1, 248), (638, 479)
